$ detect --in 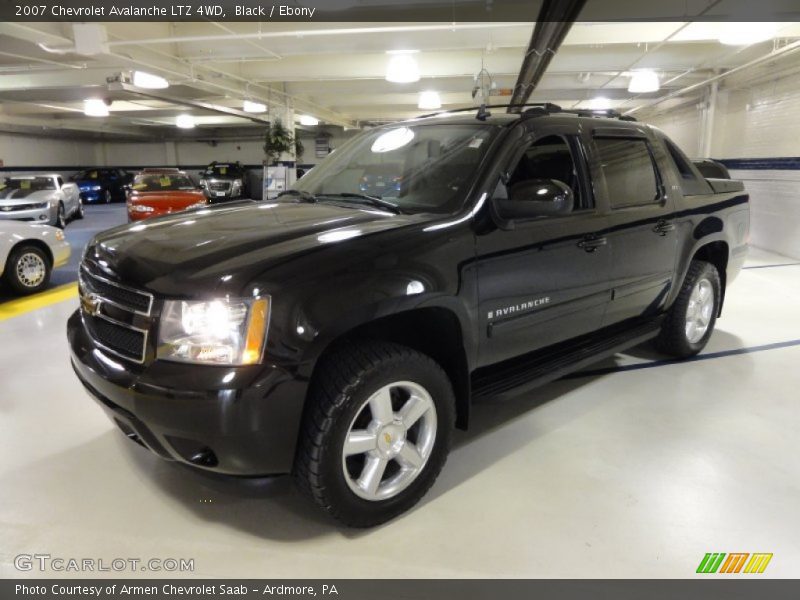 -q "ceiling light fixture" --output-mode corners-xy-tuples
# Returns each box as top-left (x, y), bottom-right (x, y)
(718, 22), (777, 46)
(628, 70), (660, 93)
(299, 115), (319, 126)
(132, 70), (169, 89)
(418, 91), (442, 110)
(83, 98), (109, 117)
(243, 99), (267, 113)
(176, 114), (195, 129)
(588, 97), (612, 110)
(386, 52), (420, 83)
